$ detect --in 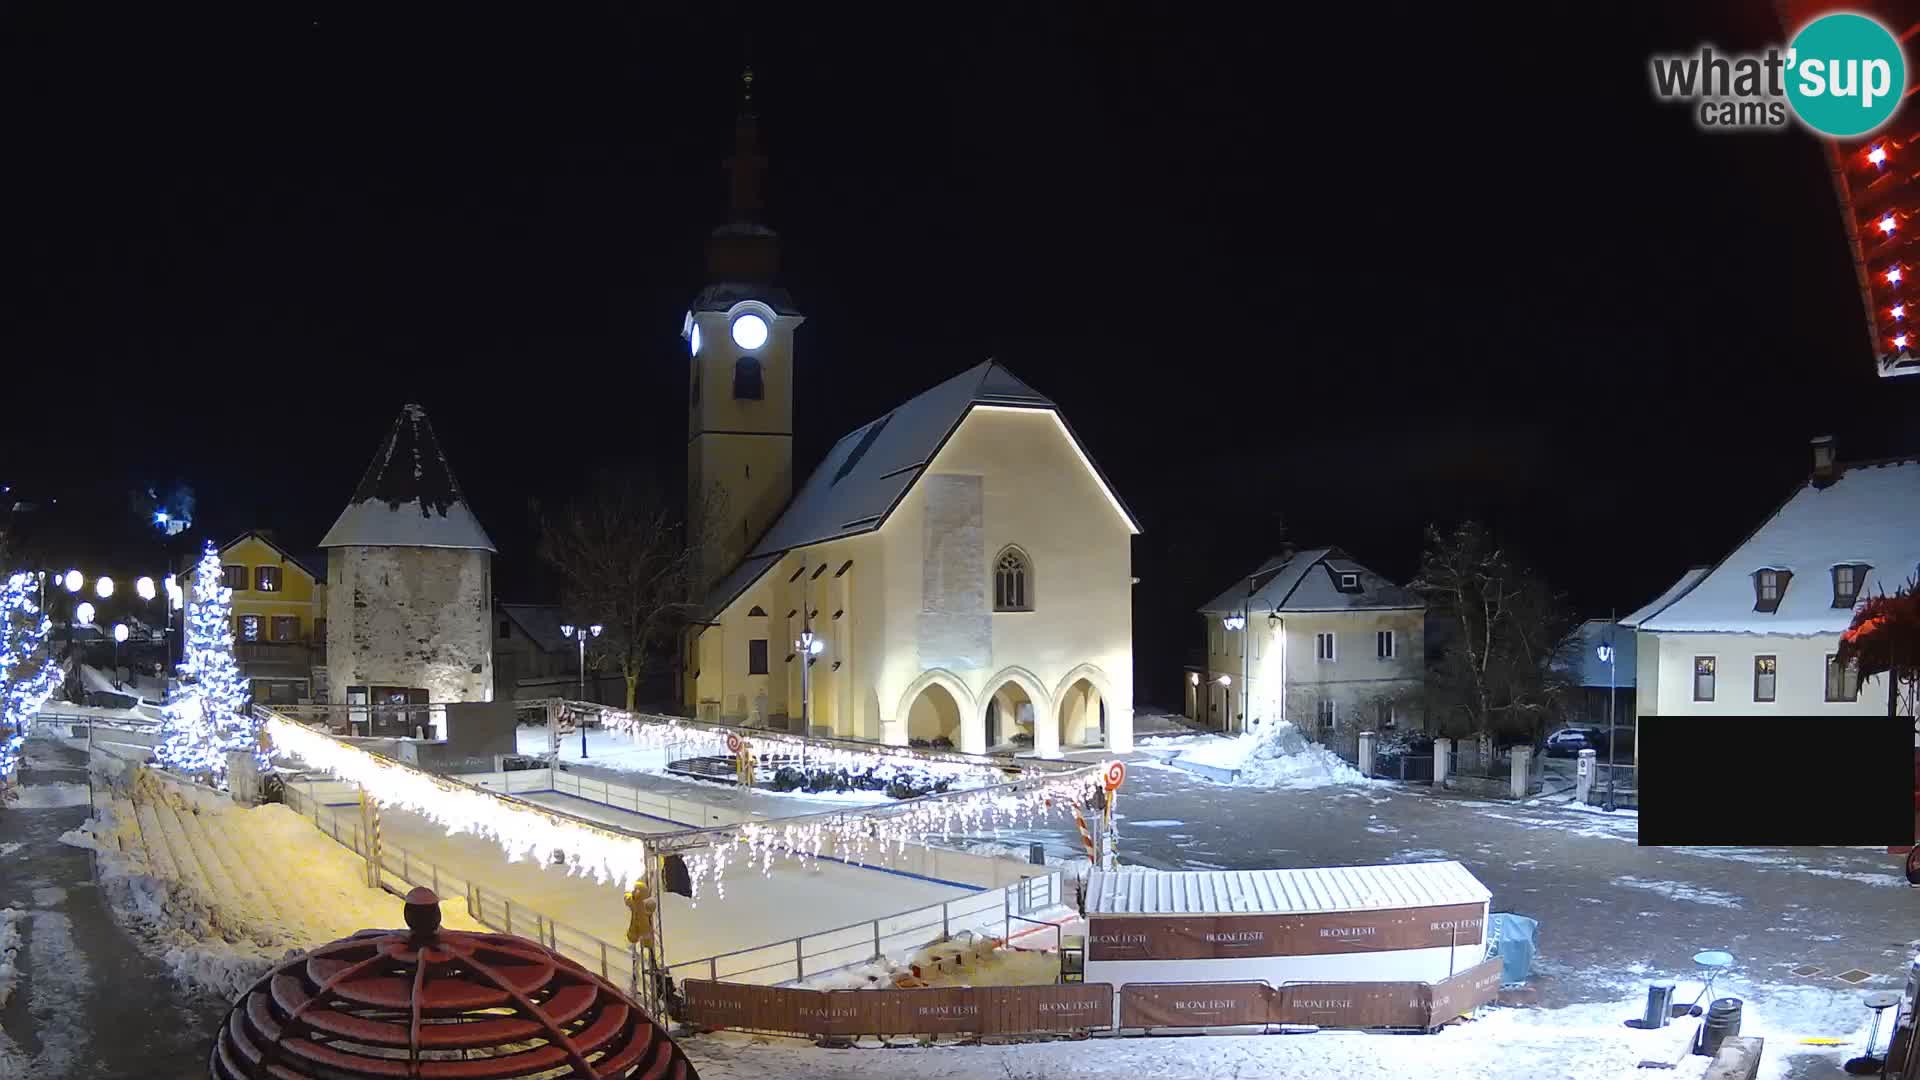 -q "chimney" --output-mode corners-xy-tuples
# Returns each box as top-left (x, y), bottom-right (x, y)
(1810, 435), (1838, 488)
